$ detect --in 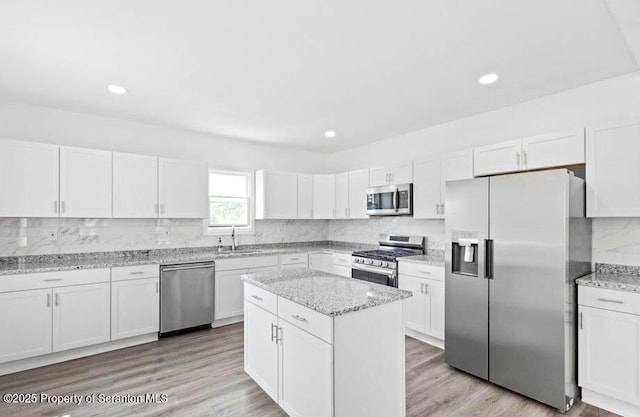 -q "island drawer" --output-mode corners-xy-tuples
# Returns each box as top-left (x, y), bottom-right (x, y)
(398, 262), (444, 281)
(278, 297), (333, 344)
(280, 253), (308, 266)
(111, 264), (159, 281)
(578, 286), (640, 315)
(244, 283), (277, 314)
(0, 268), (111, 293)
